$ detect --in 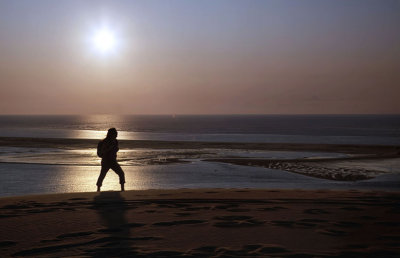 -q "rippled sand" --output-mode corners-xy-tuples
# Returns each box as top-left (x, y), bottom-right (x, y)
(0, 189), (399, 257)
